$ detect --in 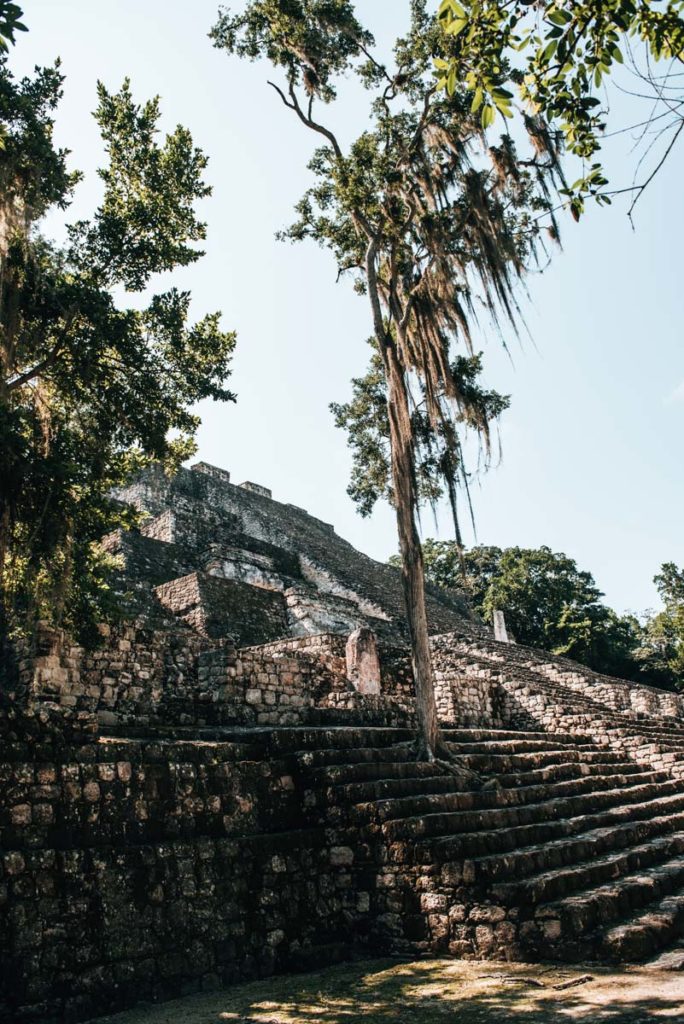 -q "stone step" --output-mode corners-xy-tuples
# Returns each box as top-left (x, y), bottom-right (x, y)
(643, 940), (684, 970)
(494, 759), (665, 790)
(308, 760), (454, 786)
(298, 733), (610, 770)
(502, 679), (684, 733)
(501, 672), (605, 694)
(326, 758), (654, 808)
(110, 725), (414, 758)
(306, 745), (637, 787)
(413, 791), (684, 865)
(294, 743), (417, 769)
(535, 856), (684, 955)
(360, 769), (668, 826)
(600, 890), (684, 962)
(263, 726), (412, 755)
(443, 728), (595, 746)
(444, 738), (601, 755)
(503, 682), (613, 711)
(466, 811), (684, 886)
(383, 778), (683, 841)
(457, 748), (625, 773)
(491, 833), (684, 908)
(327, 774), (471, 805)
(501, 701), (684, 746)
(299, 740), (623, 776)
(501, 701), (684, 752)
